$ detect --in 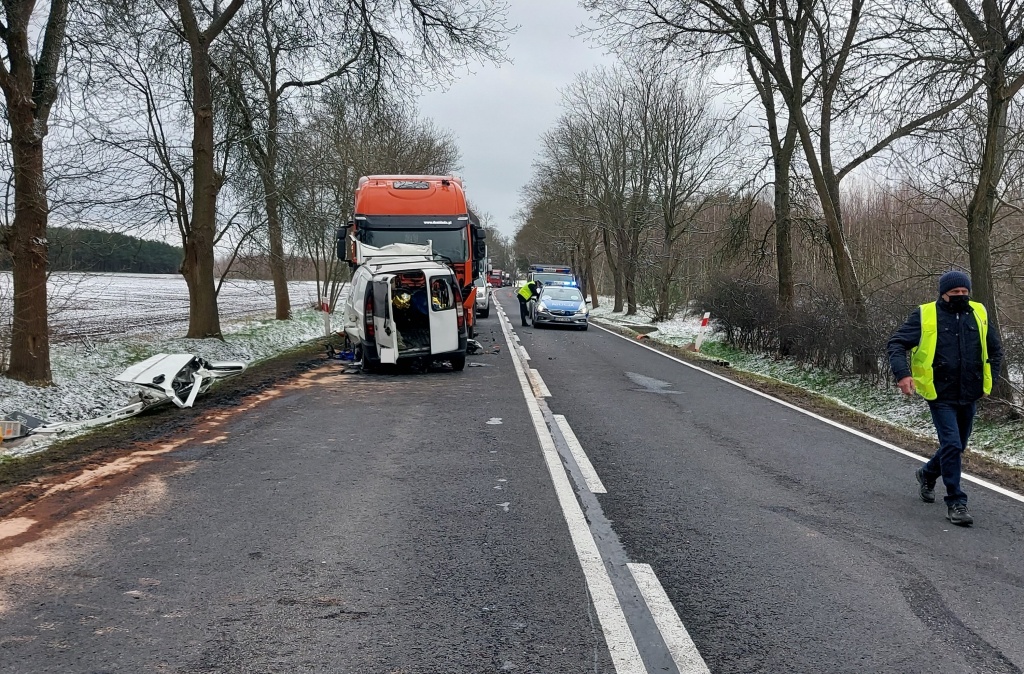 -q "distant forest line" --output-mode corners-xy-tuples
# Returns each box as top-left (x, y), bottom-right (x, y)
(0, 228), (183, 274)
